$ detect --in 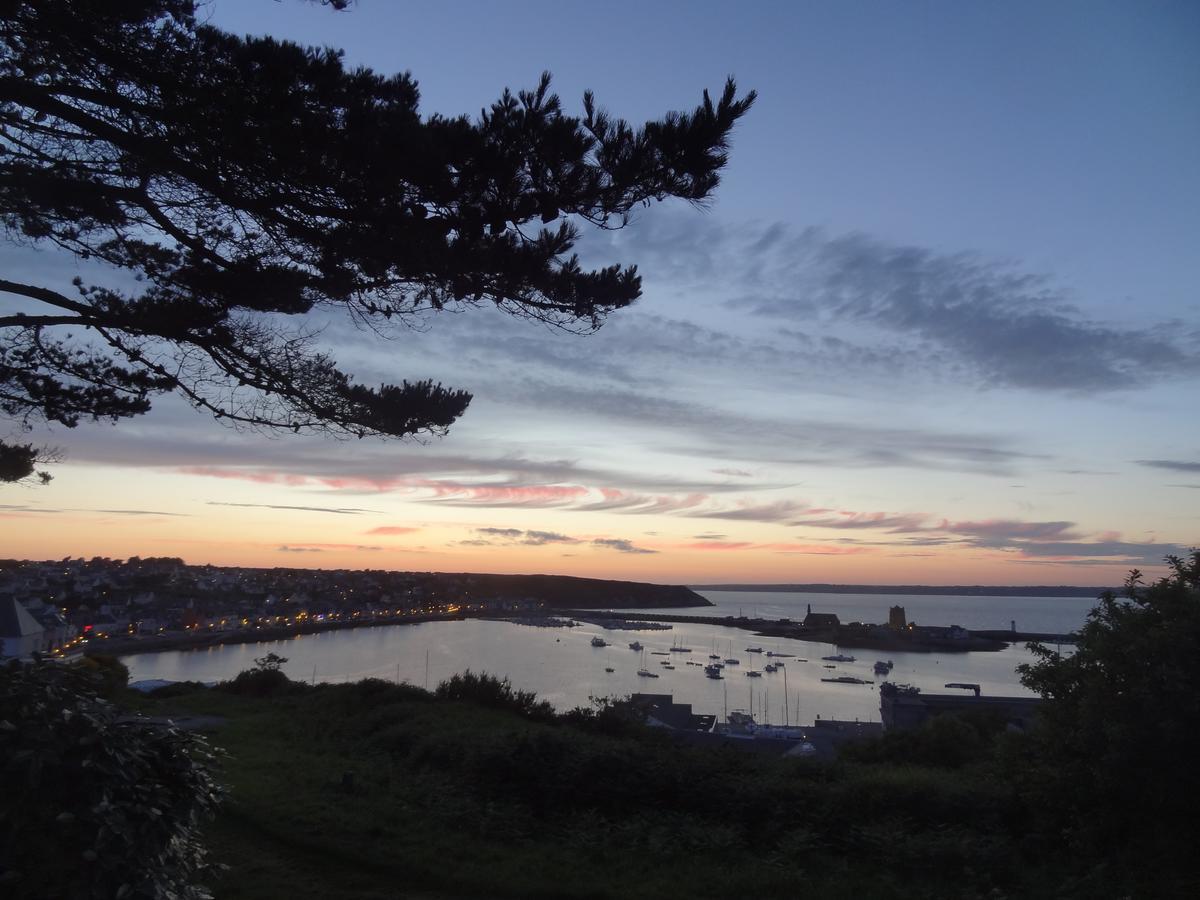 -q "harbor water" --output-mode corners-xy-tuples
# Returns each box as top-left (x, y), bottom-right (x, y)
(120, 590), (1094, 724)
